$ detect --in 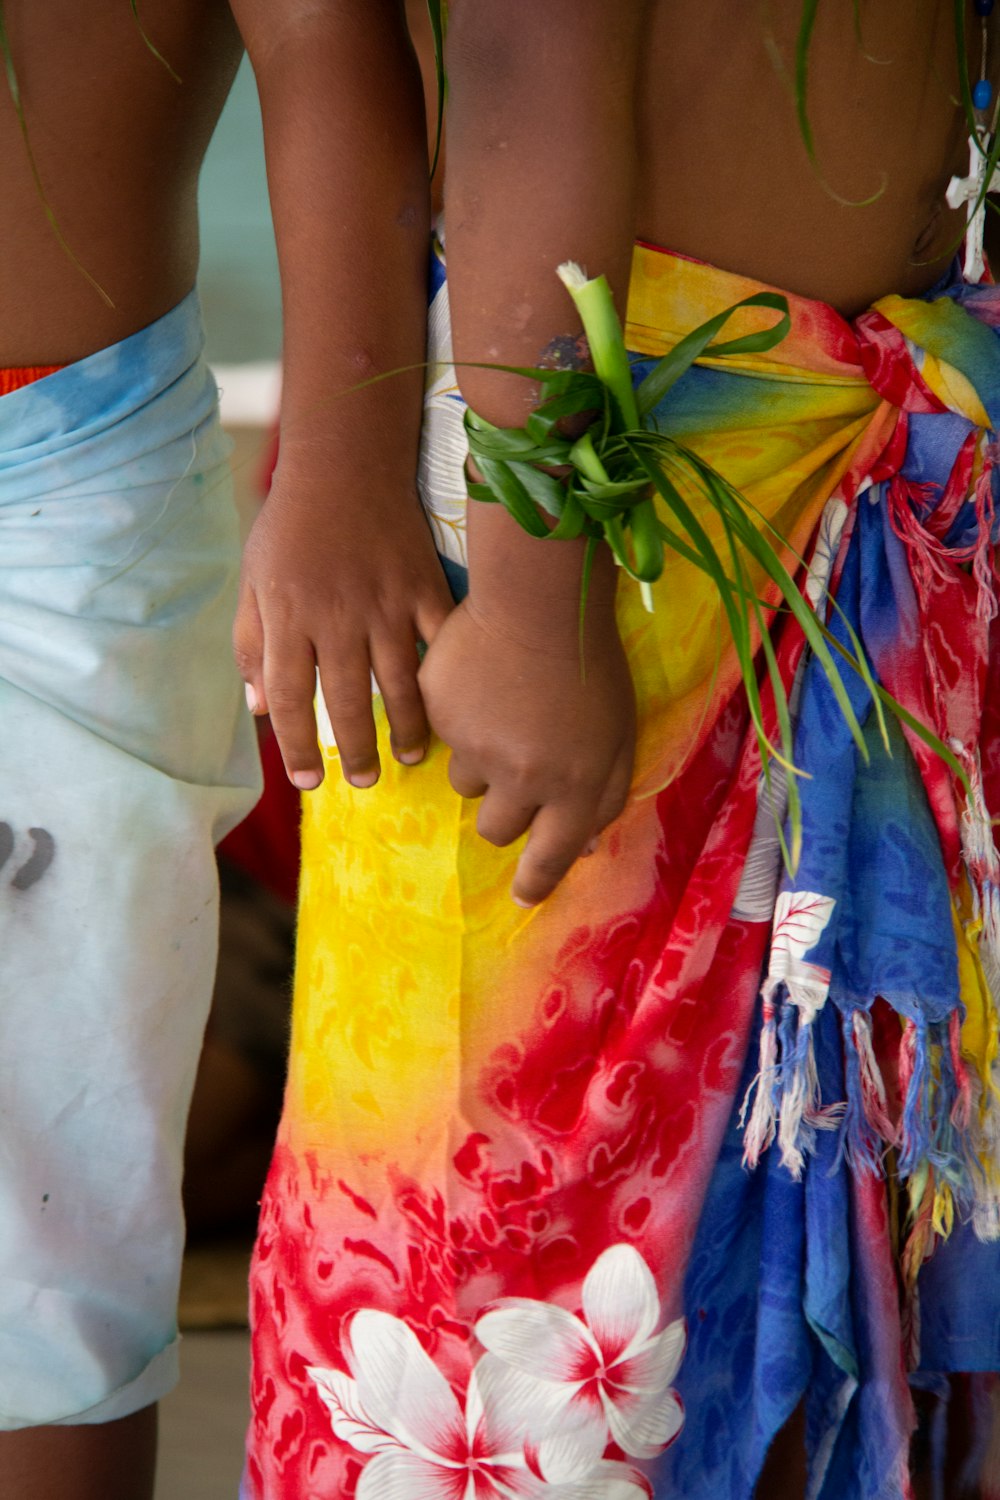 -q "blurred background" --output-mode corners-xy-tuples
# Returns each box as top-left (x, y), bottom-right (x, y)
(200, 57), (280, 370)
